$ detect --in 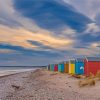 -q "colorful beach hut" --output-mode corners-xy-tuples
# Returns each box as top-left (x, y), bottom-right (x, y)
(58, 62), (65, 72)
(75, 58), (84, 75)
(50, 64), (54, 71)
(84, 57), (100, 76)
(69, 59), (75, 74)
(47, 64), (50, 70)
(50, 64), (52, 71)
(54, 64), (58, 71)
(64, 61), (69, 73)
